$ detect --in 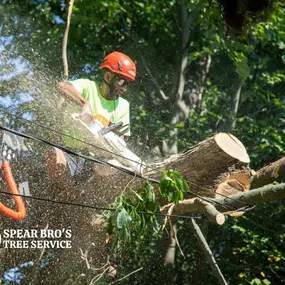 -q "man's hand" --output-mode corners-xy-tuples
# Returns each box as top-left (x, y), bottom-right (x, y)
(79, 102), (93, 123)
